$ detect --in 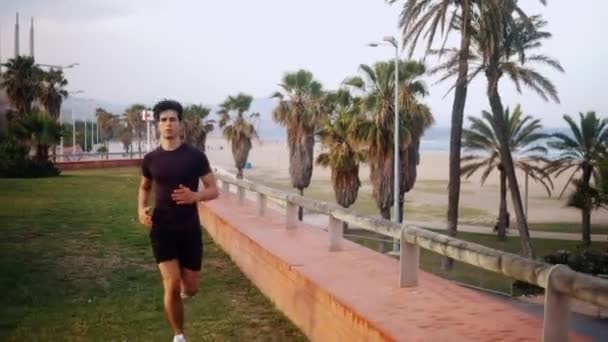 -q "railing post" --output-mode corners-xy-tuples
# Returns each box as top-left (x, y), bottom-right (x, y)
(399, 228), (419, 287)
(542, 265), (570, 342)
(328, 215), (343, 251)
(257, 193), (267, 216)
(221, 181), (230, 194)
(286, 201), (297, 229)
(238, 186), (245, 205)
